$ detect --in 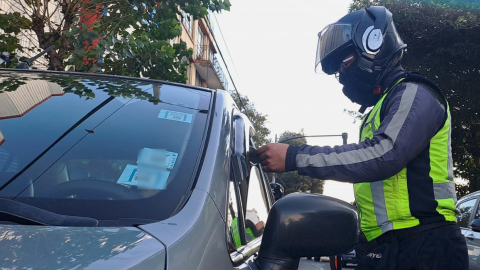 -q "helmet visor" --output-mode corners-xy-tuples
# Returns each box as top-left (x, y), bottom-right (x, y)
(315, 24), (353, 74)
